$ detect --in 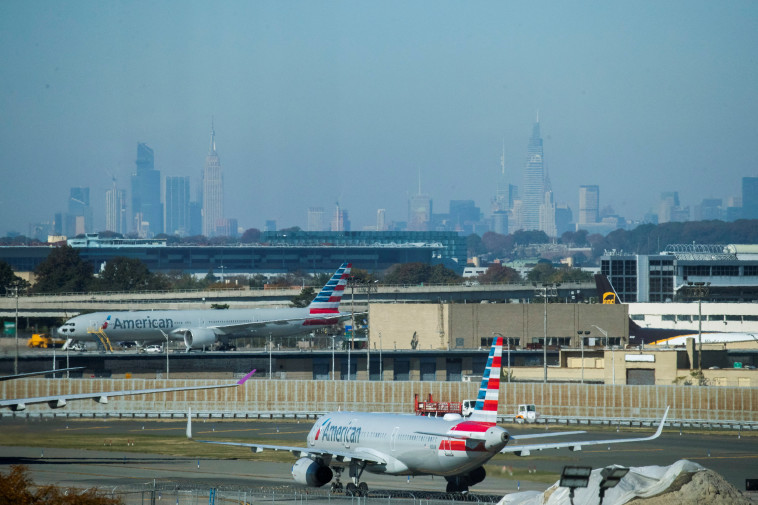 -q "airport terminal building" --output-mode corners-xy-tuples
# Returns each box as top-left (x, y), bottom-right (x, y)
(601, 244), (758, 302)
(0, 231), (467, 279)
